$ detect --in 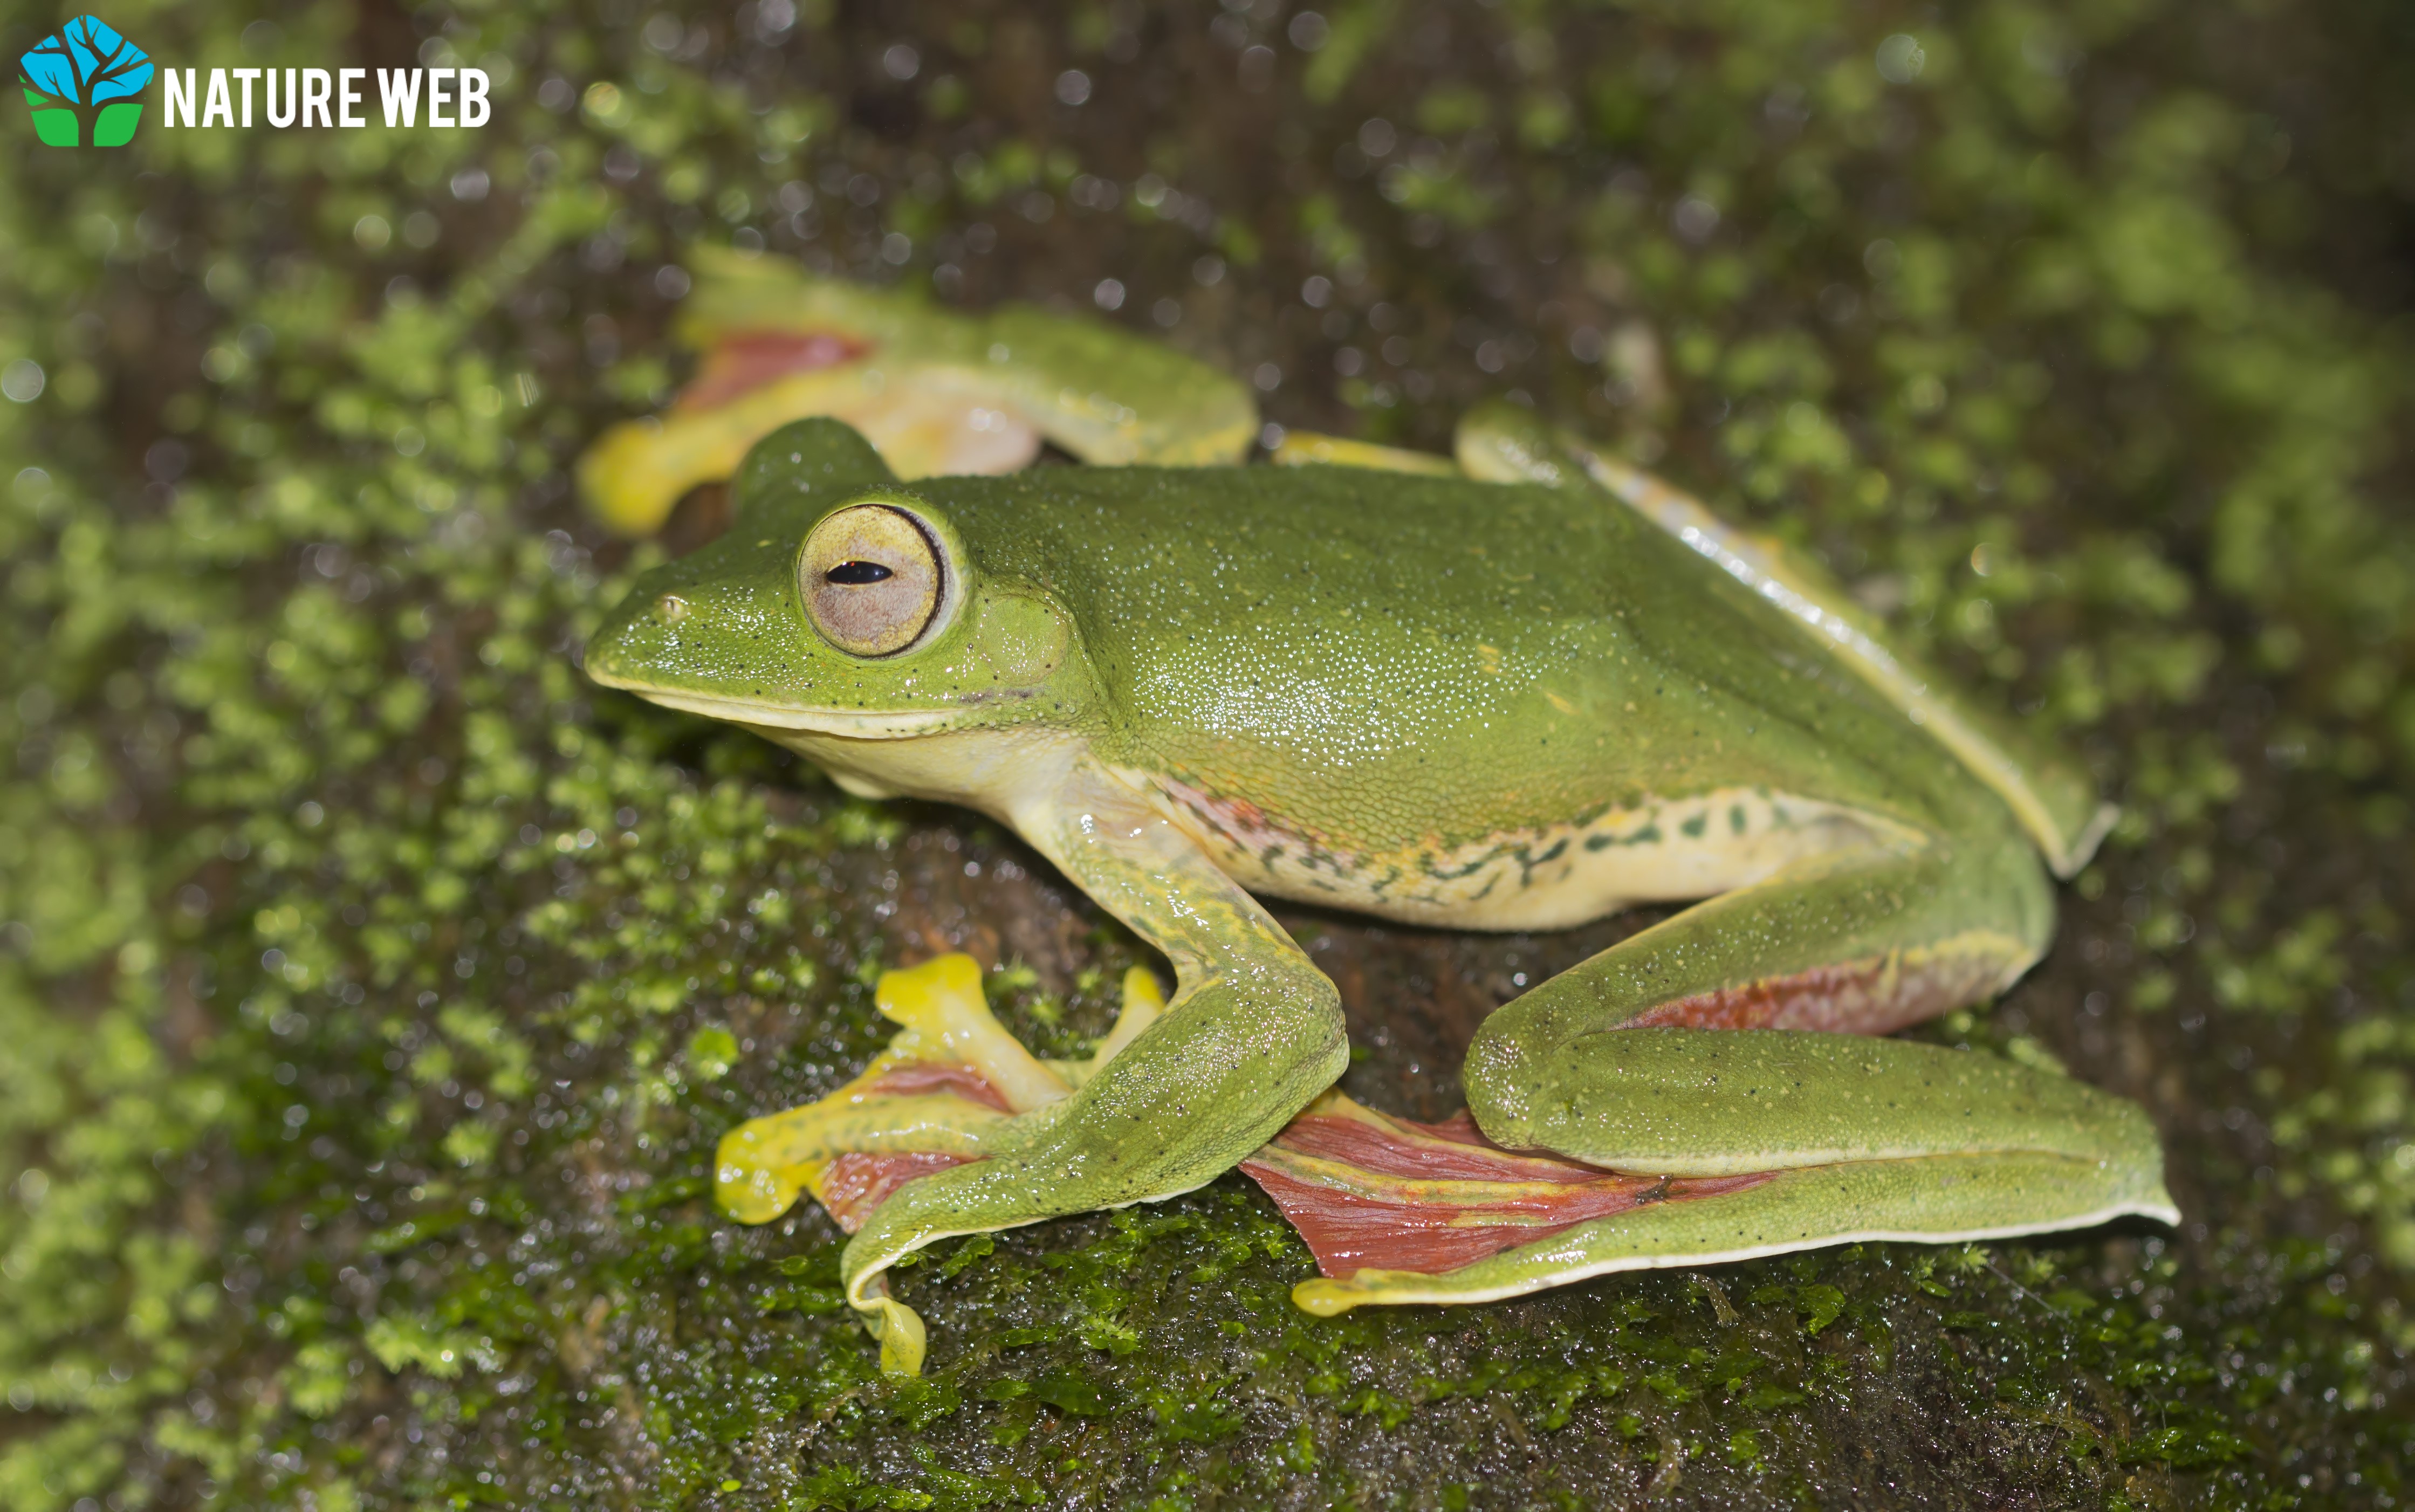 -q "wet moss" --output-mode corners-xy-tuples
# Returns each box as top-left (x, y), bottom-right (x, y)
(4, 0), (2414, 1507)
